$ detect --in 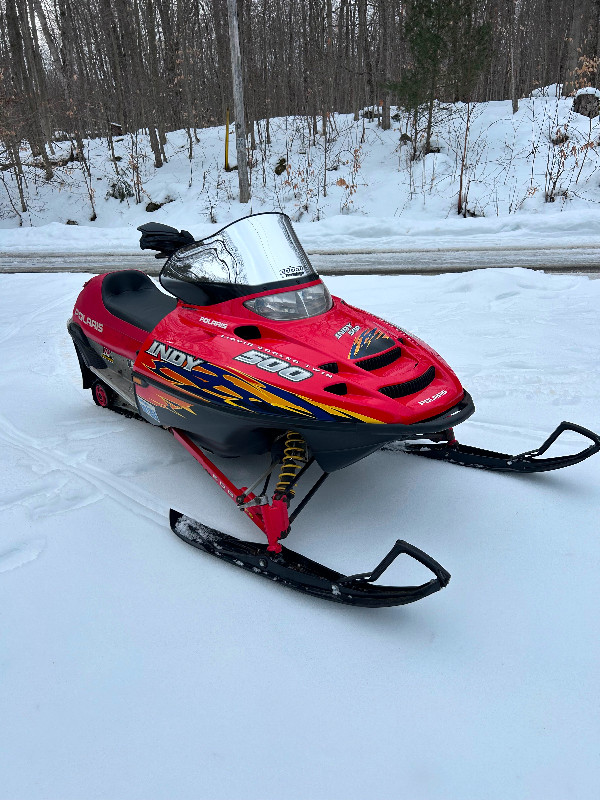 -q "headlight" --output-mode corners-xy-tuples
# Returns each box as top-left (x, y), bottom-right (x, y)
(244, 283), (332, 320)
